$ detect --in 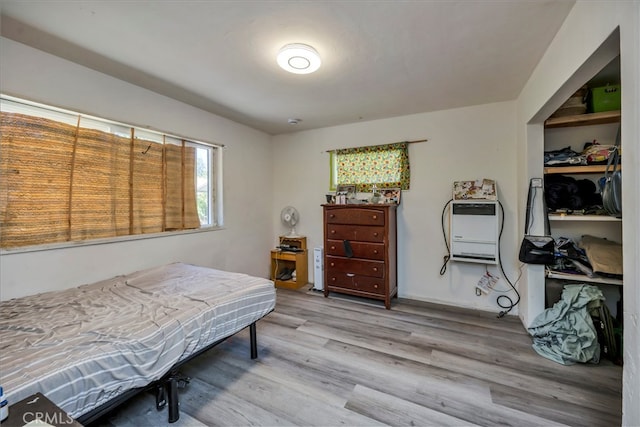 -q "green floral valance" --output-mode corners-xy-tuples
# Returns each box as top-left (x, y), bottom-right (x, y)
(336, 142), (410, 192)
